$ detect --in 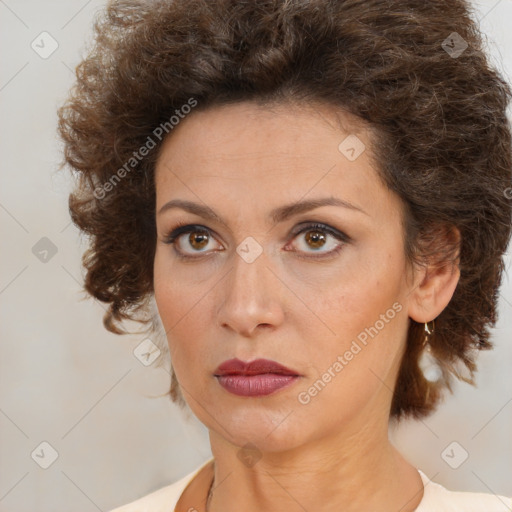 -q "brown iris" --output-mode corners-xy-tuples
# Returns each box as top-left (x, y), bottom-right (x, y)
(188, 230), (209, 250)
(305, 229), (326, 249)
